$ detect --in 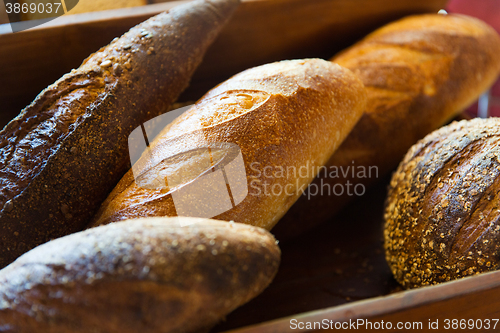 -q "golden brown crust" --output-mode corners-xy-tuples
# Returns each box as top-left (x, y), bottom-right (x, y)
(0, 217), (280, 332)
(385, 118), (500, 289)
(0, 0), (240, 268)
(275, 13), (500, 240)
(89, 59), (366, 230)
